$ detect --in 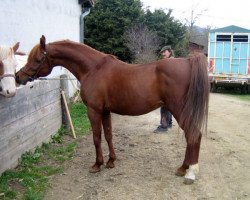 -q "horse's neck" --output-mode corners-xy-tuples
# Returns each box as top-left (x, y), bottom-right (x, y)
(49, 42), (105, 80)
